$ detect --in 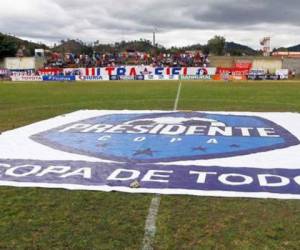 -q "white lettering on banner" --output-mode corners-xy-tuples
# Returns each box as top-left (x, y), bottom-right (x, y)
(186, 126), (206, 135)
(0, 163), (10, 169)
(36, 166), (71, 177)
(141, 170), (174, 183)
(105, 125), (131, 133)
(170, 138), (182, 143)
(60, 168), (92, 179)
(190, 171), (218, 184)
(59, 123), (280, 138)
(160, 125), (186, 135)
(128, 125), (154, 134)
(218, 174), (253, 186)
(1, 164), (300, 186)
(3, 164), (300, 189)
(207, 138), (218, 144)
(208, 127), (233, 136)
(258, 174), (290, 187)
(235, 127), (253, 137)
(107, 169), (140, 181)
(82, 124), (113, 133)
(98, 136), (111, 141)
(3, 163), (300, 195)
(0, 163), (92, 180)
(6, 165), (42, 177)
(257, 128), (280, 137)
(60, 124), (92, 132)
(0, 164), (11, 175)
(293, 176), (300, 185)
